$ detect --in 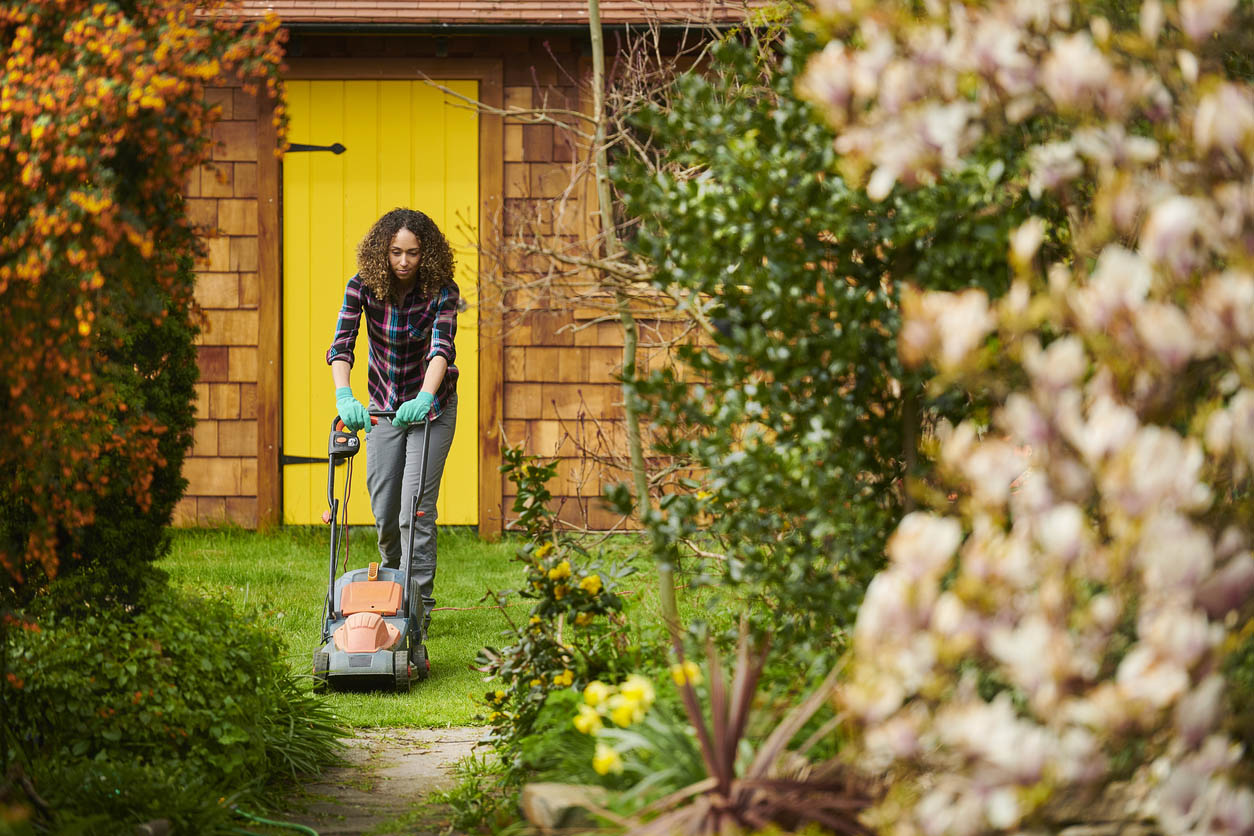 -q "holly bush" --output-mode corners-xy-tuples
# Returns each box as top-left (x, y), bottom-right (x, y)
(0, 0), (284, 596)
(613, 22), (1061, 664)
